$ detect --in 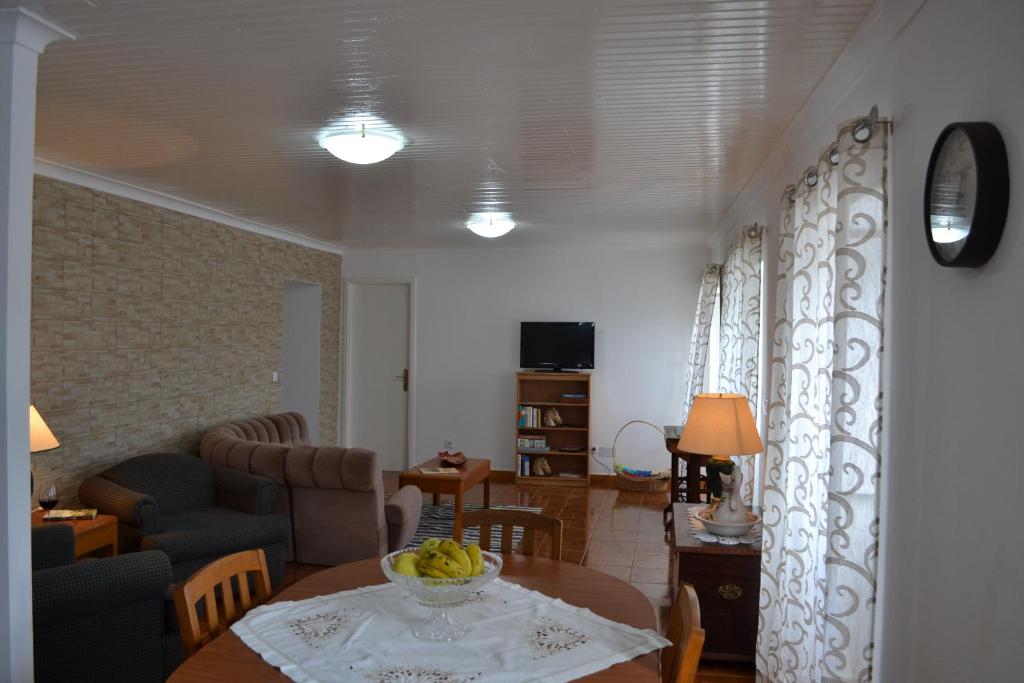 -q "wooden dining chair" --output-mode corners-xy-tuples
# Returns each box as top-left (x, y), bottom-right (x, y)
(173, 548), (273, 657)
(462, 509), (563, 560)
(661, 582), (705, 683)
